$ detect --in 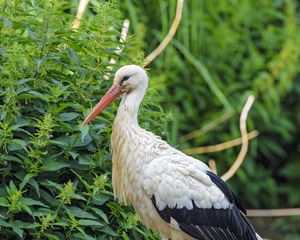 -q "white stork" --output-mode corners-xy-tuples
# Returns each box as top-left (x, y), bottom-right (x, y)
(82, 65), (262, 240)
